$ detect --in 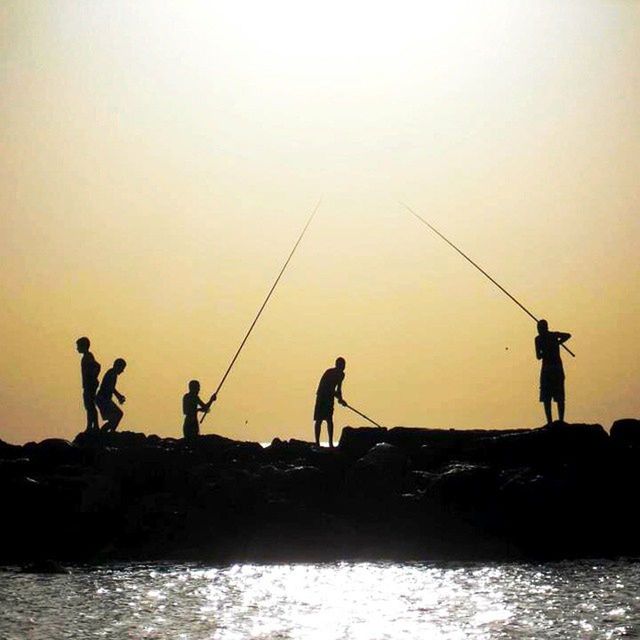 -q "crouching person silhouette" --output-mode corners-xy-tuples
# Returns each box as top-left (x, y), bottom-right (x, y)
(97, 358), (127, 432)
(183, 380), (216, 440)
